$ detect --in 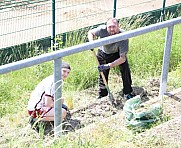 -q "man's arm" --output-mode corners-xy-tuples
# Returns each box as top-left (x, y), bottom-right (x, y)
(109, 52), (126, 68)
(109, 39), (128, 67)
(88, 25), (106, 42)
(98, 52), (126, 72)
(44, 95), (54, 107)
(44, 96), (65, 108)
(98, 39), (128, 72)
(88, 30), (96, 41)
